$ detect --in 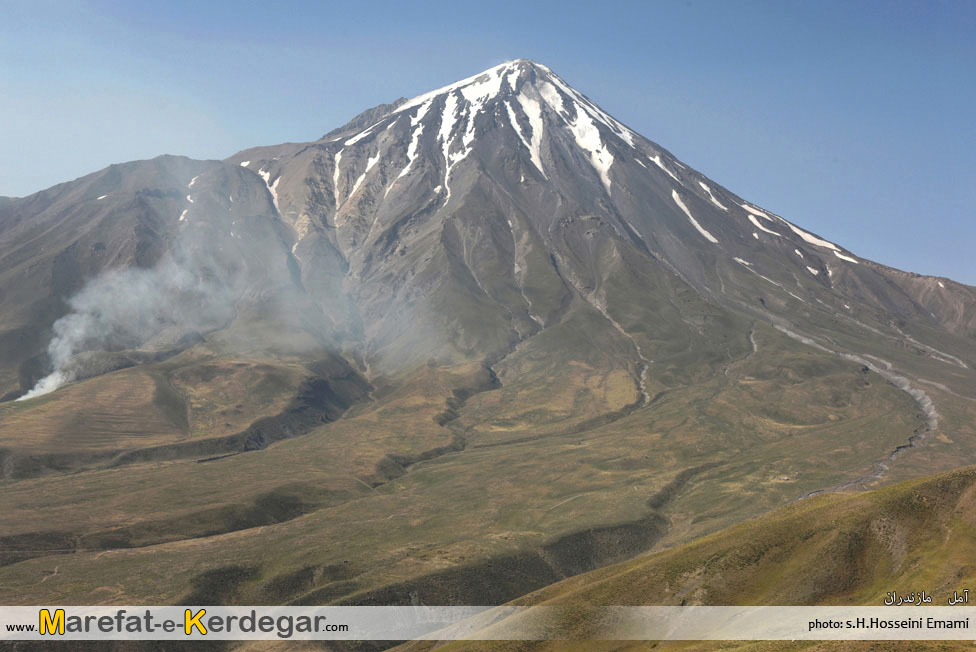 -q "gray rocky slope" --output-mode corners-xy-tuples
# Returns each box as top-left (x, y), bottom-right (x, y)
(2, 59), (975, 439)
